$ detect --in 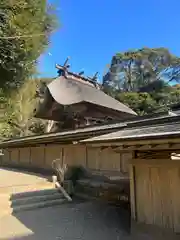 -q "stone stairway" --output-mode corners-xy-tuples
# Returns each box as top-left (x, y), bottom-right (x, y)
(0, 182), (68, 216)
(74, 176), (130, 207)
